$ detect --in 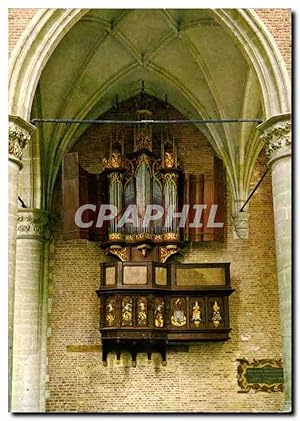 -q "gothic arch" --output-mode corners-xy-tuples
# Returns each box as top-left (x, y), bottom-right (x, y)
(9, 8), (291, 211)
